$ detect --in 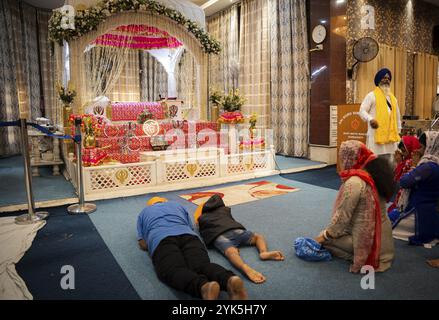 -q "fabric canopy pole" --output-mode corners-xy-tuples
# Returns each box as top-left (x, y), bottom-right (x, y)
(414, 53), (438, 120)
(67, 11), (208, 119)
(269, 0), (310, 157)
